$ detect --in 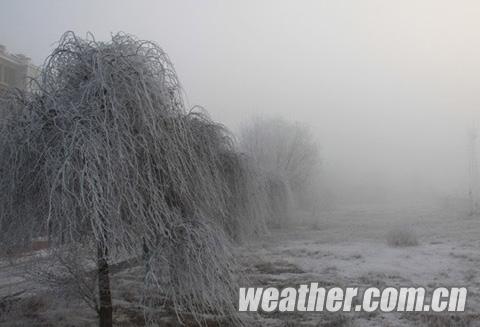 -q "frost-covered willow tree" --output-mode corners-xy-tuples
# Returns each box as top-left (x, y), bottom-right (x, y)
(185, 110), (270, 241)
(0, 32), (252, 326)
